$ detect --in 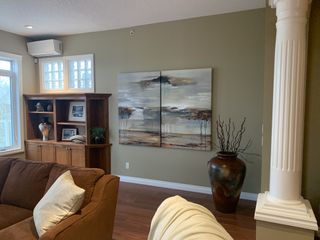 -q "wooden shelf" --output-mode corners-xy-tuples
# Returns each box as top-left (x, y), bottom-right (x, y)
(86, 143), (112, 148)
(57, 121), (86, 126)
(26, 139), (56, 143)
(56, 141), (85, 145)
(26, 139), (111, 147)
(24, 93), (112, 173)
(26, 139), (85, 146)
(29, 111), (54, 114)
